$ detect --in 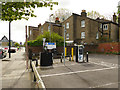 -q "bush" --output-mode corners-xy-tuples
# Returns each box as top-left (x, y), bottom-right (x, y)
(28, 31), (64, 46)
